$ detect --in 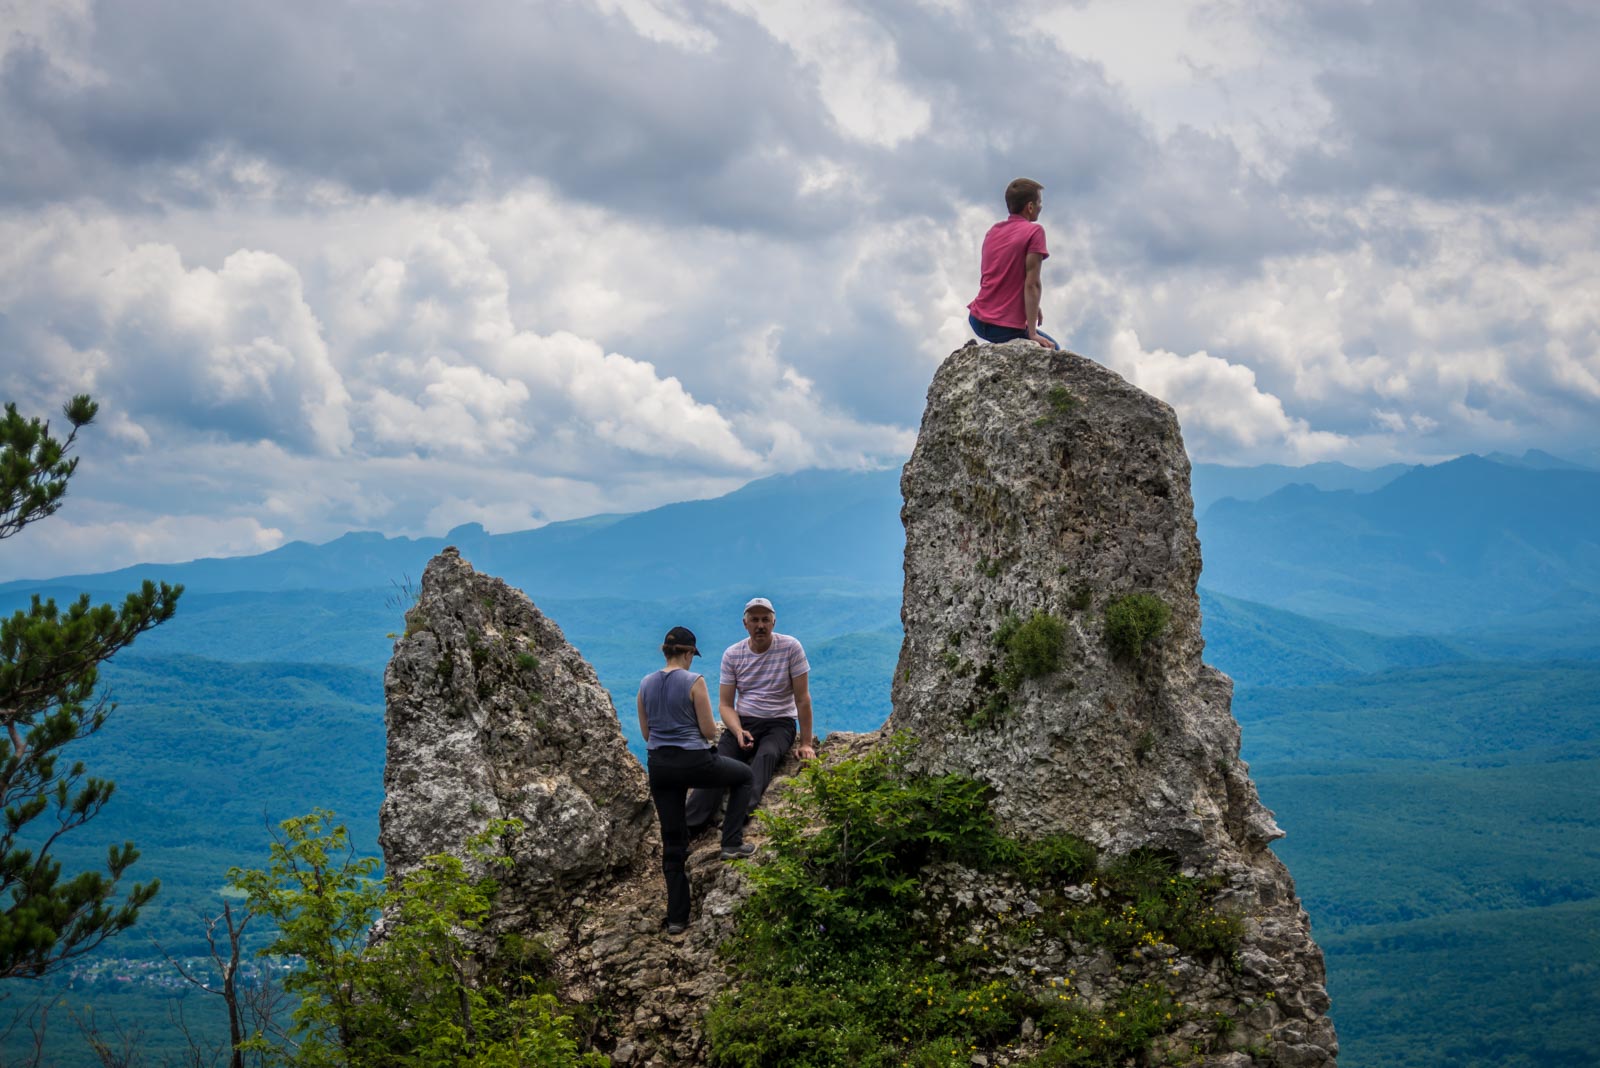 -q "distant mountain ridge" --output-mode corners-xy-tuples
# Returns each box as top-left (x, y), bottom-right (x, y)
(8, 452), (1598, 647)
(1481, 448), (1596, 471)
(1, 467), (904, 598)
(1190, 460), (1415, 514)
(1197, 455), (1600, 632)
(1190, 449), (1595, 514)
